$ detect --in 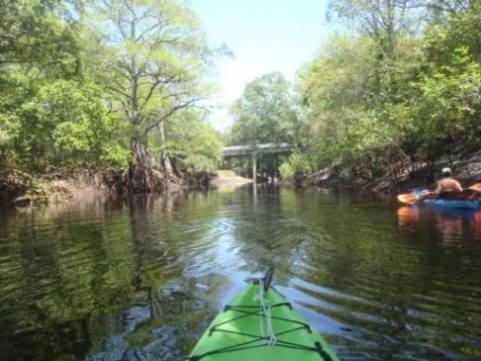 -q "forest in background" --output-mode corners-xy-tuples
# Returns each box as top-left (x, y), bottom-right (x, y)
(2, 0), (481, 199)
(230, 0), (481, 188)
